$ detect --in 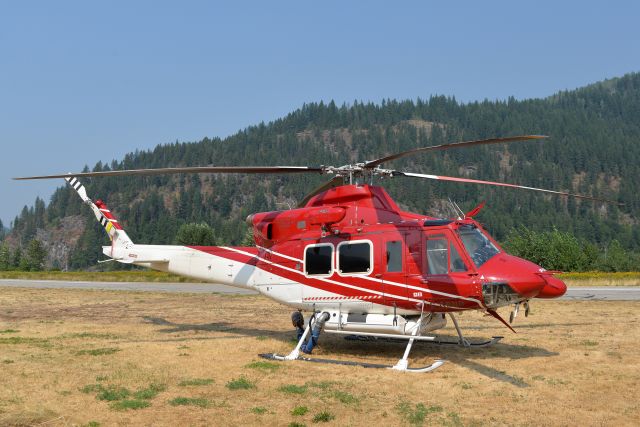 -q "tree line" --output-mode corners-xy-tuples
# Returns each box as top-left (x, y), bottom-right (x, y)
(1, 223), (637, 272)
(0, 239), (47, 271)
(5, 73), (640, 270)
